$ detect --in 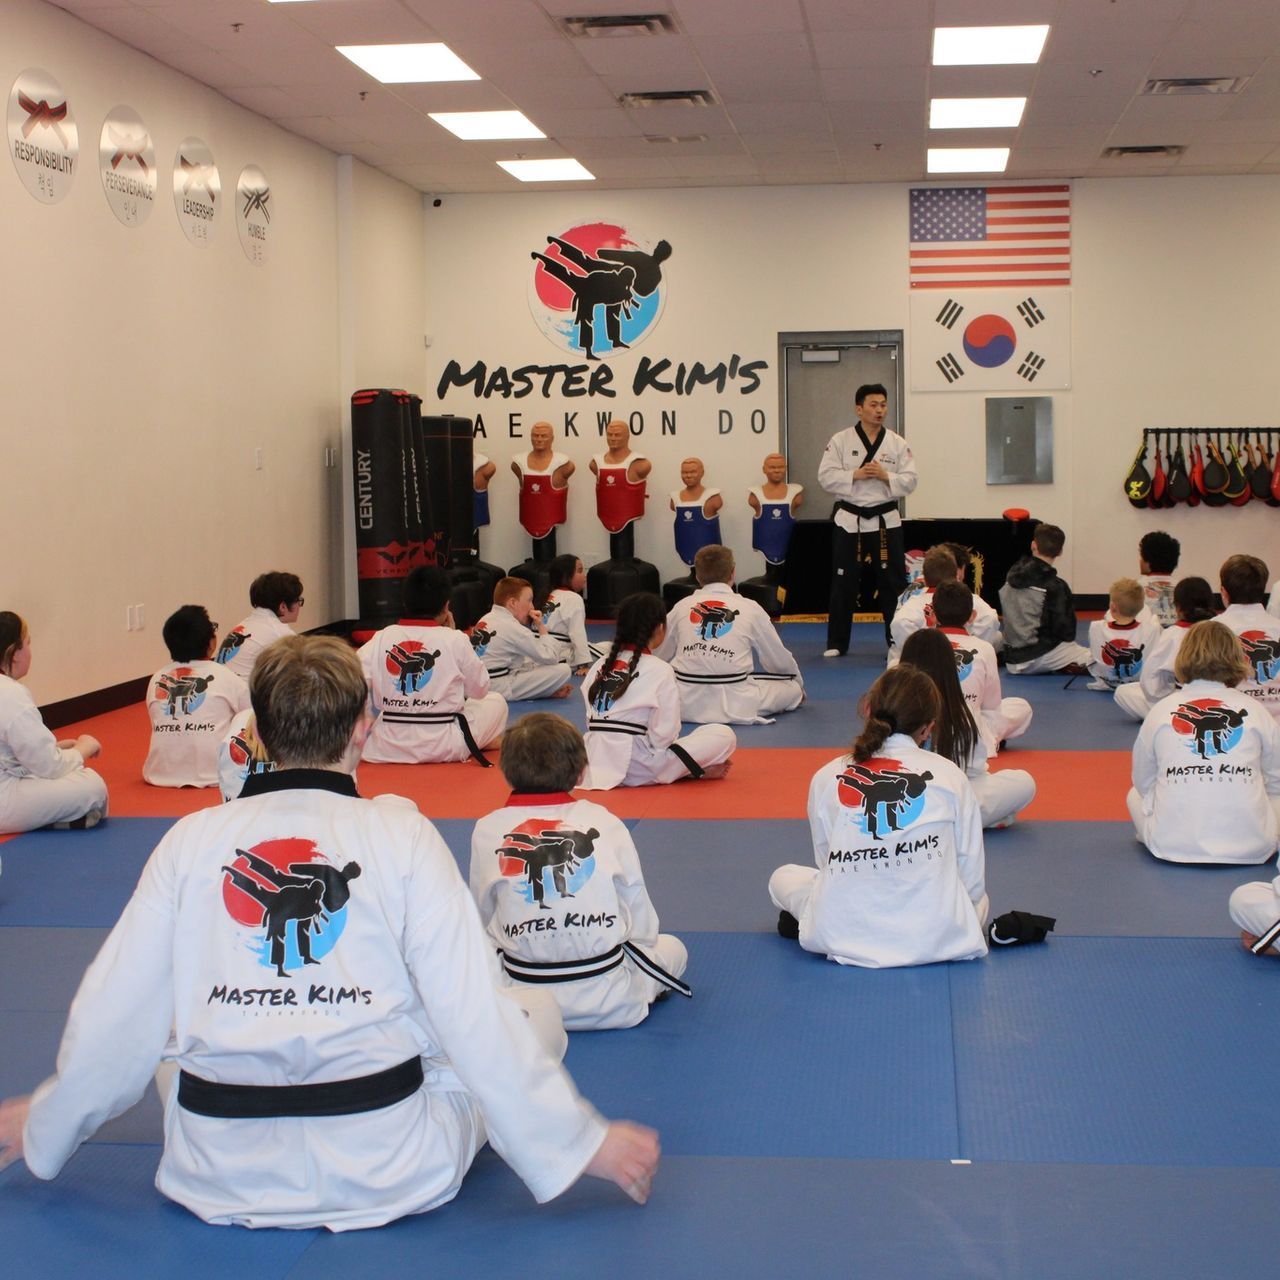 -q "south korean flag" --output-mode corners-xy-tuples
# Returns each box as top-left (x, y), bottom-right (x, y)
(909, 289), (1071, 392)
